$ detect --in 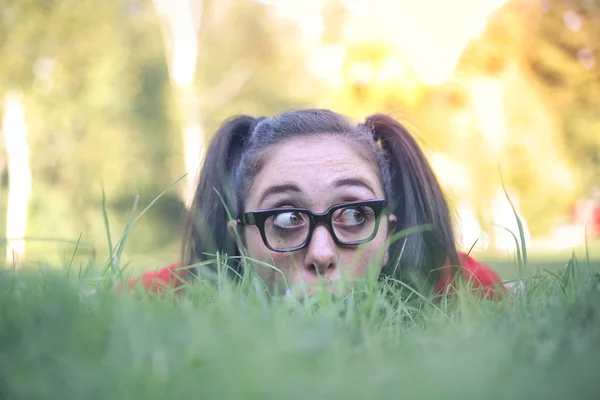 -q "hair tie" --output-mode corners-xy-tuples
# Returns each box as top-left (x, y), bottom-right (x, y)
(360, 120), (385, 151)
